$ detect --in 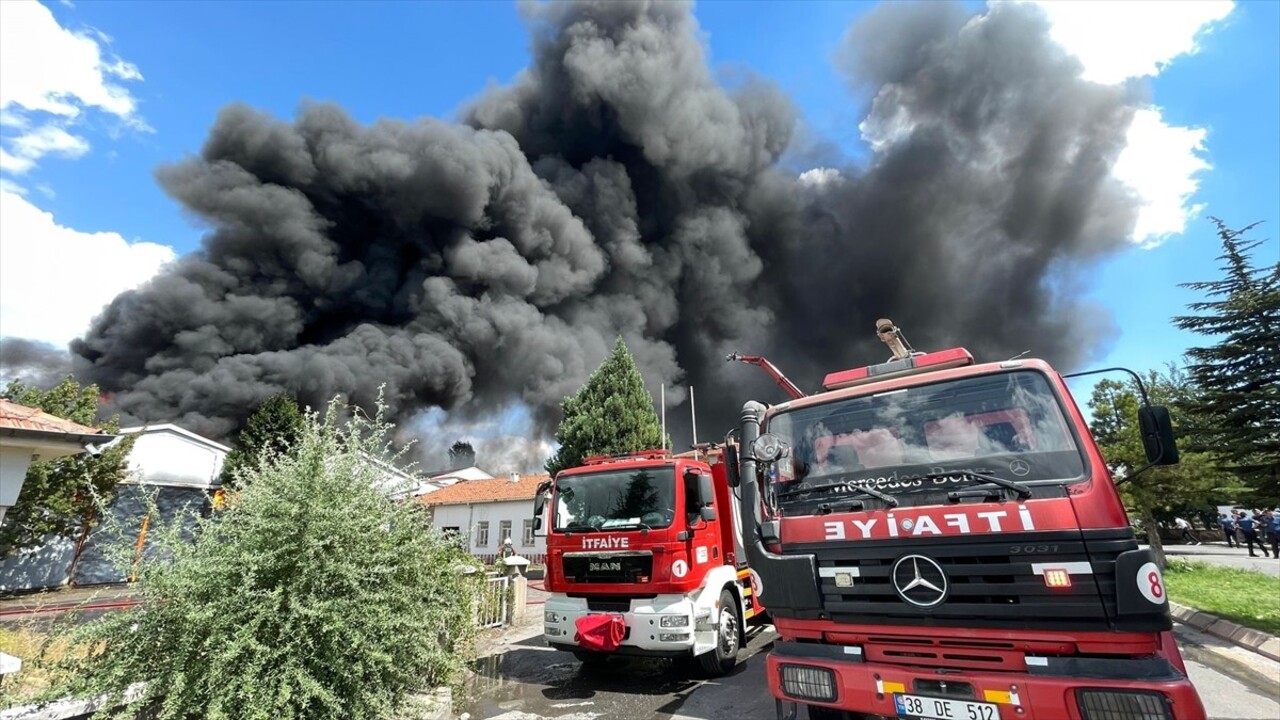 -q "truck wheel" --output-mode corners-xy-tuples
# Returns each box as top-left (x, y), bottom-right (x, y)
(698, 588), (741, 676)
